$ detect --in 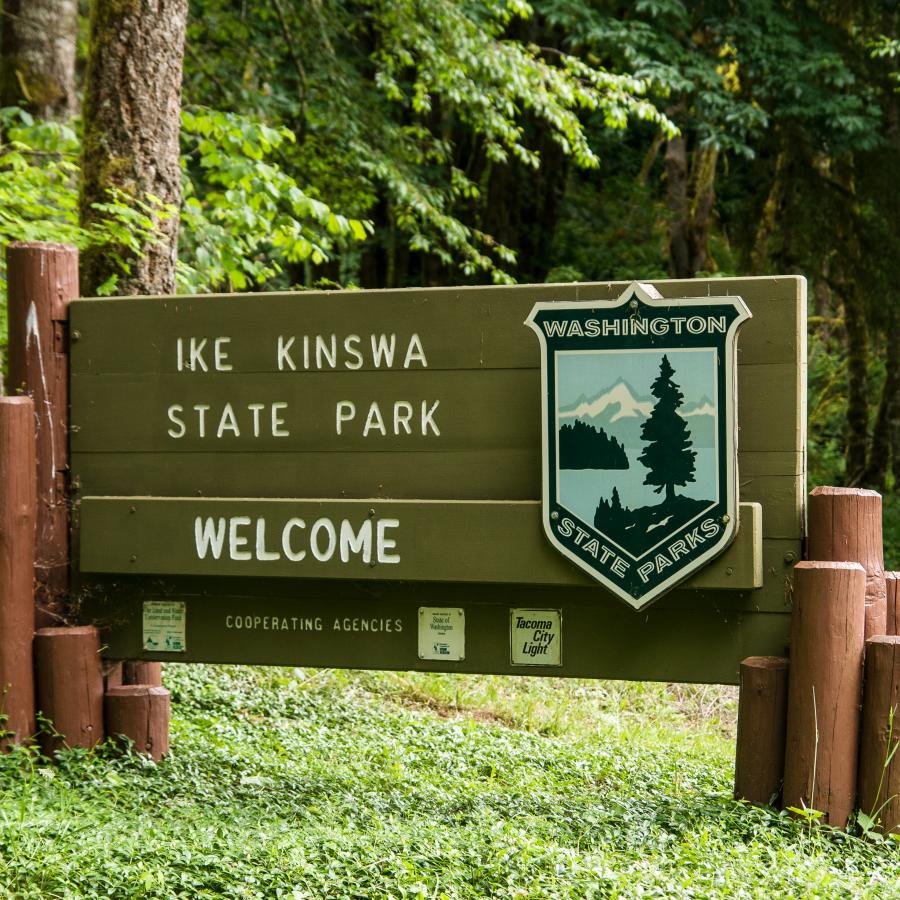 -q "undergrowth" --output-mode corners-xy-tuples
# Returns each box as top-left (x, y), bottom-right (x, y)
(1, 666), (898, 898)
